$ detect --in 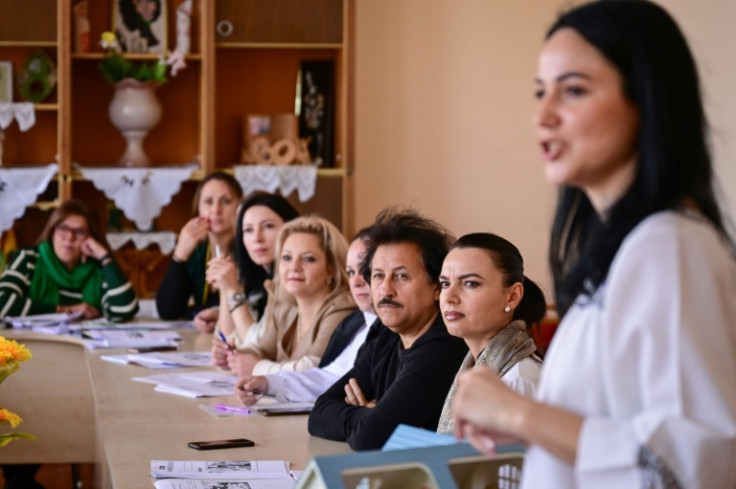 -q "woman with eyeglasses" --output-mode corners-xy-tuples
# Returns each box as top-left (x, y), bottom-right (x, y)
(0, 199), (138, 322)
